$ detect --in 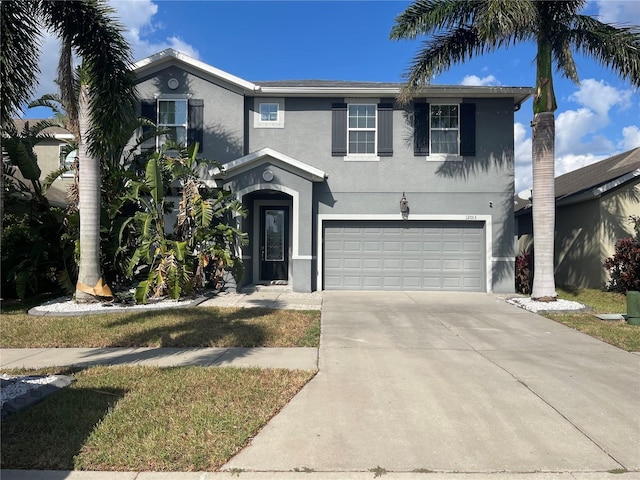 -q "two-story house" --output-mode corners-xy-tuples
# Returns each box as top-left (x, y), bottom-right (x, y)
(134, 49), (533, 293)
